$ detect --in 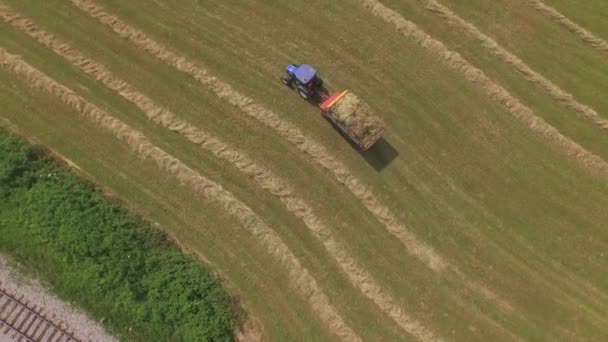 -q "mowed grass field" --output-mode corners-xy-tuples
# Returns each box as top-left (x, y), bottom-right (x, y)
(1, 0), (607, 340)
